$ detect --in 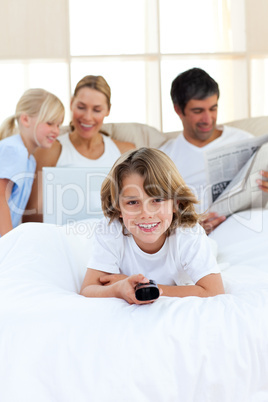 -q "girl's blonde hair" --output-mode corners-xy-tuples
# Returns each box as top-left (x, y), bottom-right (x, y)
(0, 88), (65, 140)
(101, 147), (200, 236)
